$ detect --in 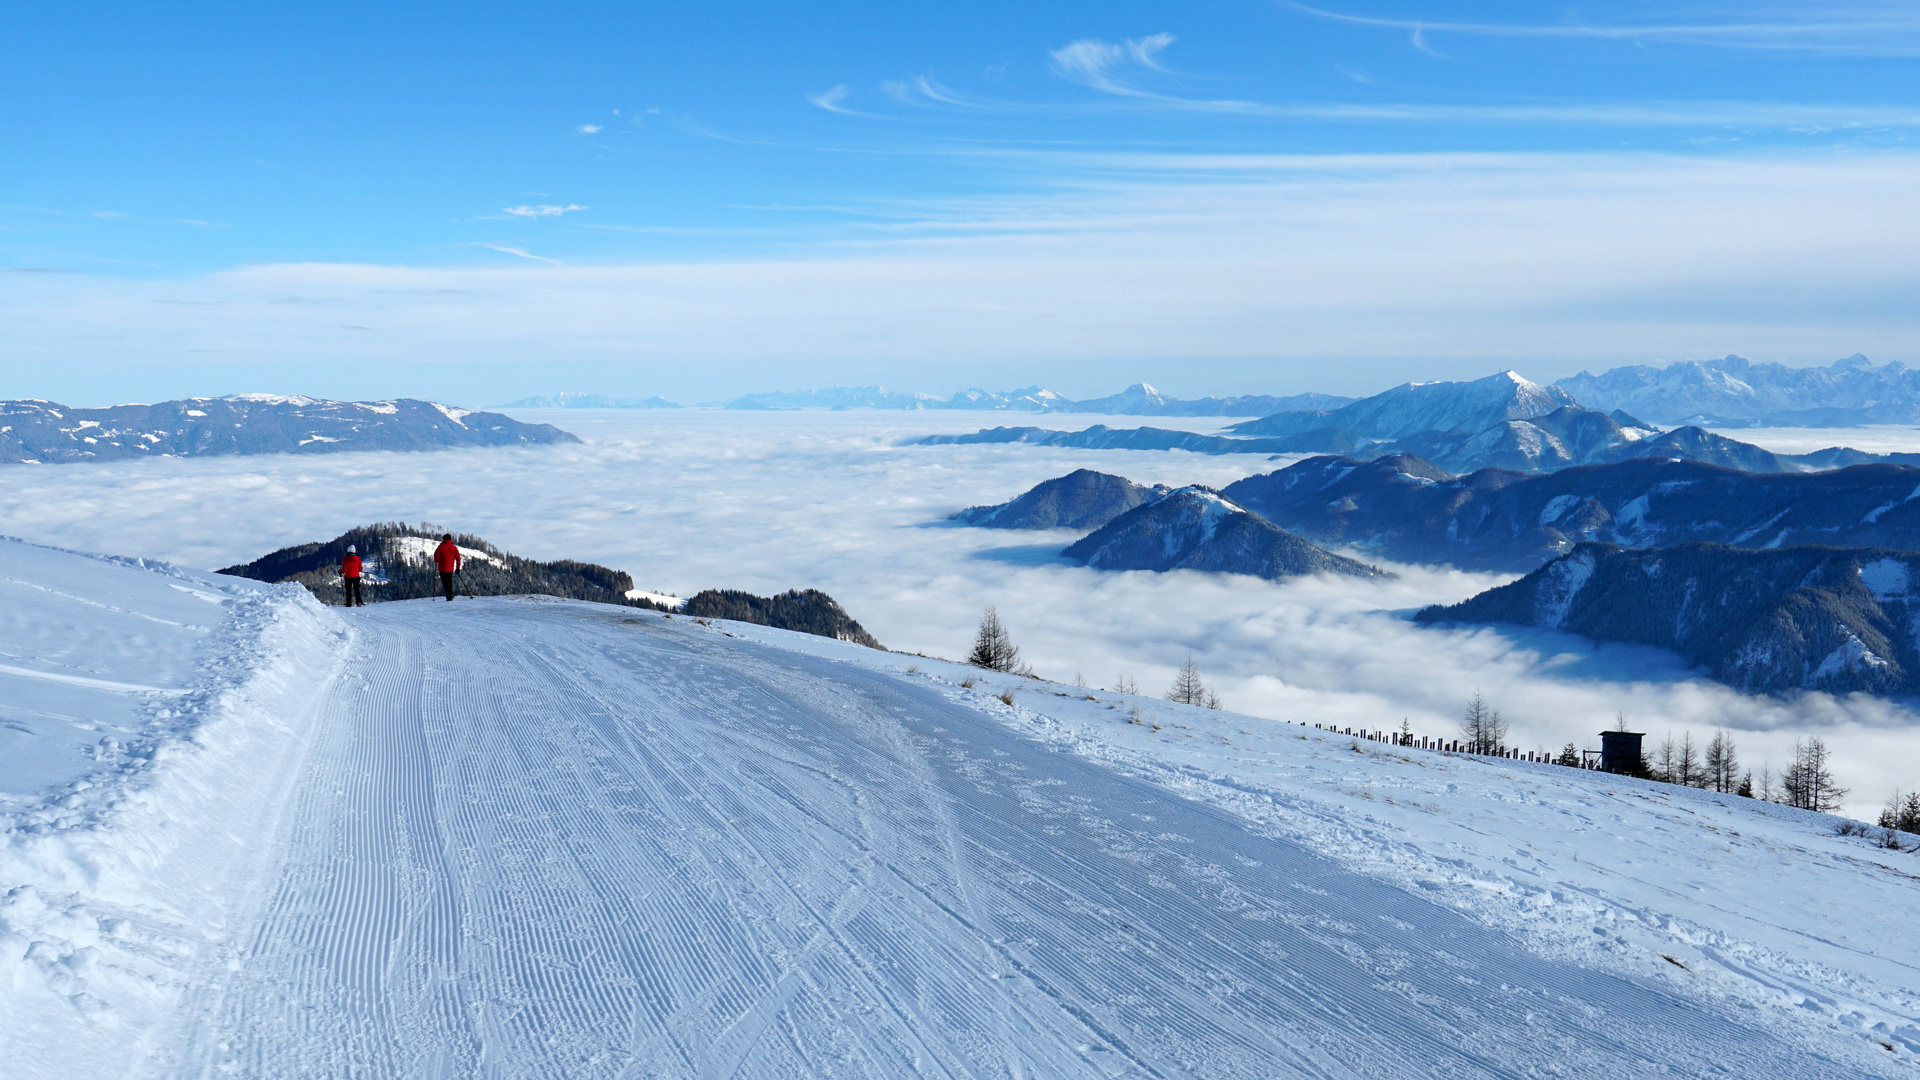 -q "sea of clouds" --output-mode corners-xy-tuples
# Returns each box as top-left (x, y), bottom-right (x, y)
(3, 408), (1916, 819)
